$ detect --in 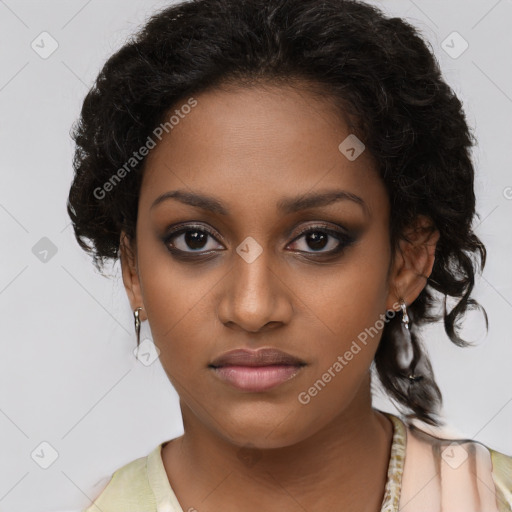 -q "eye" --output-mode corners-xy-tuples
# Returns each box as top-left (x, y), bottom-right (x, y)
(163, 224), (224, 254)
(287, 224), (355, 255)
(162, 222), (356, 260)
